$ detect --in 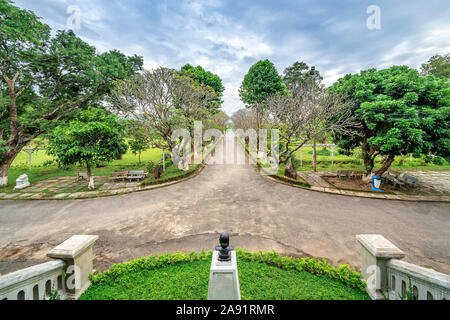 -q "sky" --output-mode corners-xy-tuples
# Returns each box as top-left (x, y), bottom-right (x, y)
(13, 0), (450, 116)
